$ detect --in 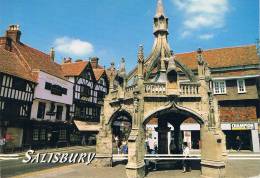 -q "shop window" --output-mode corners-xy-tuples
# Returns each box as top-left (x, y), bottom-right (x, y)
(59, 129), (66, 140)
(56, 106), (63, 120)
(40, 129), (46, 140)
(33, 129), (39, 141)
(237, 79), (246, 93)
(213, 80), (226, 94)
(37, 102), (46, 119)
